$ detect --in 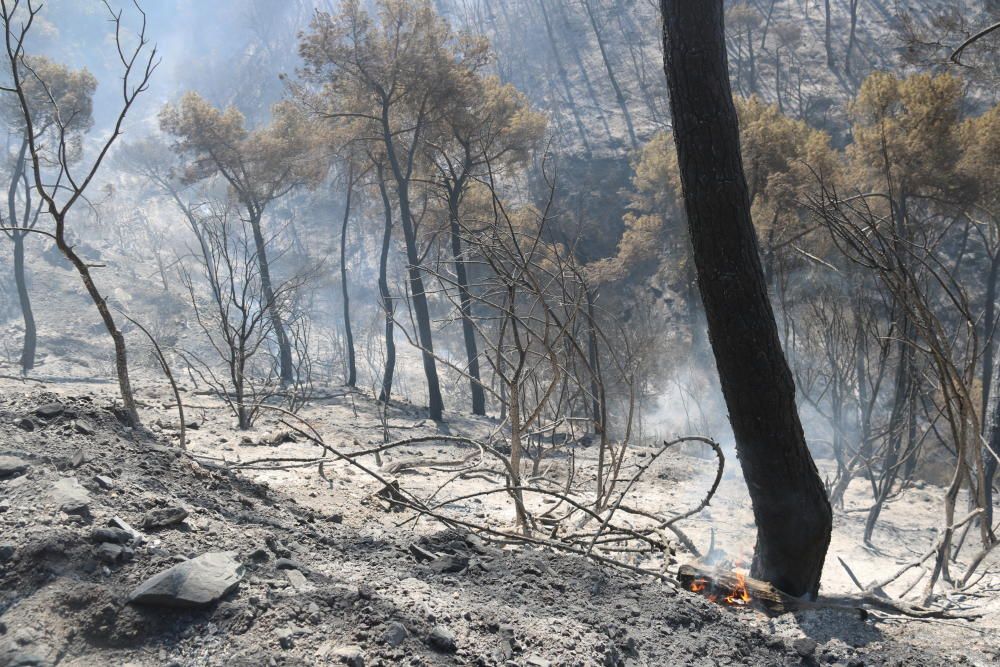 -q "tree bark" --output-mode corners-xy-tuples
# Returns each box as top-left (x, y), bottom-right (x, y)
(382, 109), (444, 421)
(660, 0), (832, 598)
(7, 137), (35, 374)
(248, 207), (294, 385)
(375, 163), (397, 403)
(581, 0), (638, 149)
(447, 181), (486, 416)
(11, 234), (35, 374)
(340, 166), (357, 388)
